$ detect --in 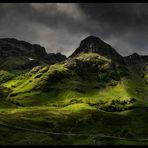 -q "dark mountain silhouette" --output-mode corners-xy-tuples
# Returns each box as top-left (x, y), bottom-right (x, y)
(70, 36), (124, 63)
(0, 38), (66, 70)
(124, 52), (148, 65)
